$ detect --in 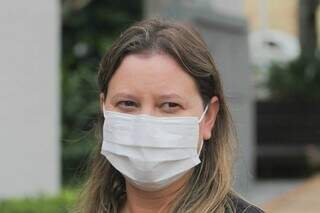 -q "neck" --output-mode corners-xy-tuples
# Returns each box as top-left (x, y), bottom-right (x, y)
(123, 172), (192, 213)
